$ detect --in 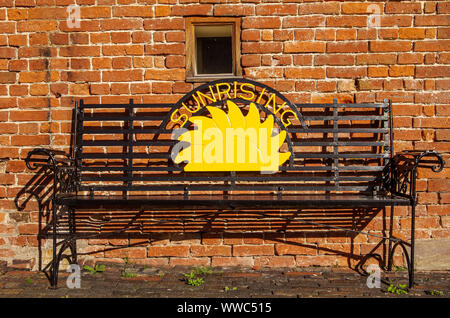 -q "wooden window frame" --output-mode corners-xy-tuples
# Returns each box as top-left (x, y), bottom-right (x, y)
(186, 17), (242, 83)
